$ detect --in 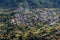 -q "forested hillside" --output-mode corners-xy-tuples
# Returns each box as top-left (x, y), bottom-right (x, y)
(0, 0), (60, 40)
(0, 8), (60, 40)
